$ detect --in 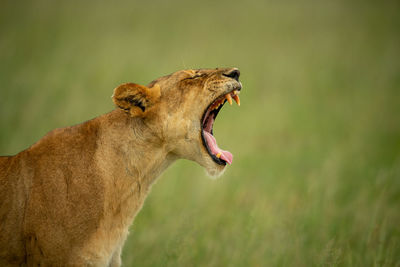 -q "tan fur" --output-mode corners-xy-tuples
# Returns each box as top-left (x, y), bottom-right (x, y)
(0, 68), (241, 266)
